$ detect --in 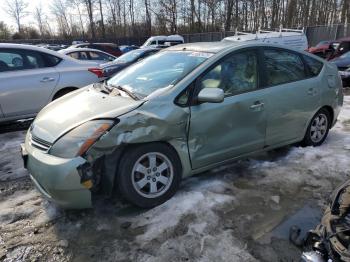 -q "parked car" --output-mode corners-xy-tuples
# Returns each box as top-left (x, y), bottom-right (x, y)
(308, 40), (339, 58)
(0, 43), (105, 124)
(22, 42), (343, 209)
(59, 48), (116, 64)
(223, 28), (308, 51)
(68, 43), (122, 57)
(101, 48), (160, 78)
(43, 44), (67, 51)
(141, 35), (184, 48)
(120, 45), (139, 53)
(327, 37), (350, 60)
(330, 51), (350, 87)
